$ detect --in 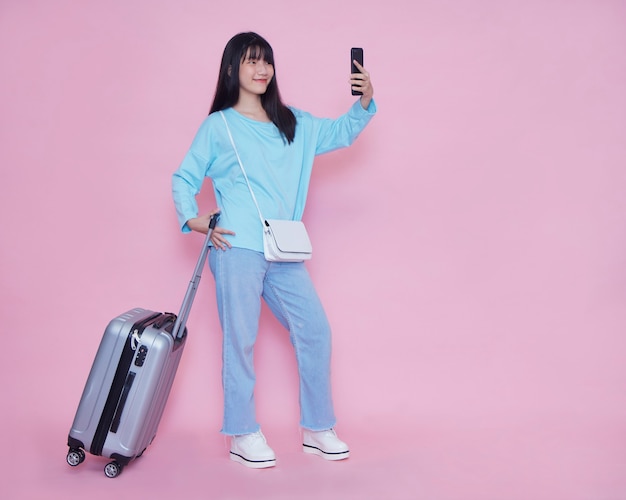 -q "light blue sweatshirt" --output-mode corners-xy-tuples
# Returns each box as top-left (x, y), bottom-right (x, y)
(172, 99), (377, 252)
